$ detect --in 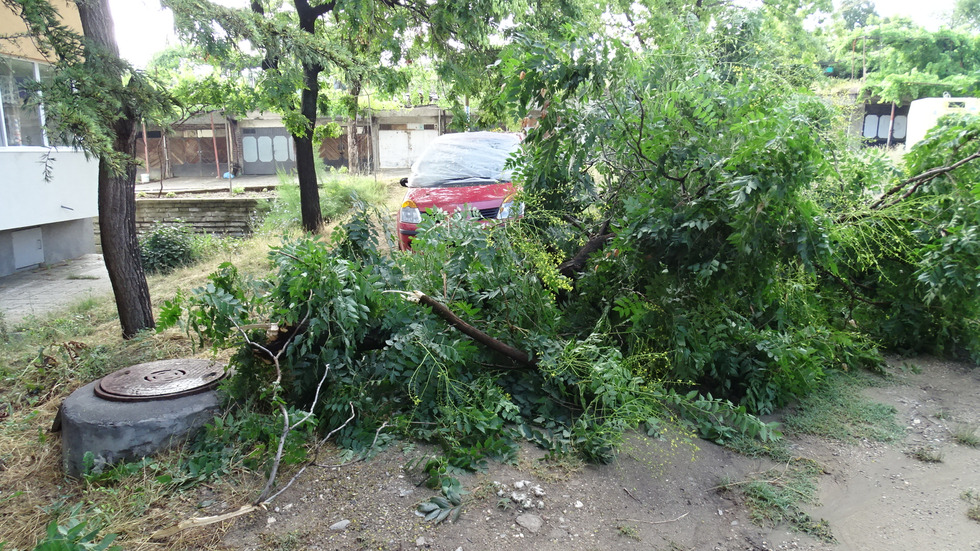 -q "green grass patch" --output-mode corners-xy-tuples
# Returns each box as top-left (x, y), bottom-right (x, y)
(258, 167), (388, 233)
(782, 370), (903, 443)
(724, 434), (792, 462)
(719, 458), (834, 542)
